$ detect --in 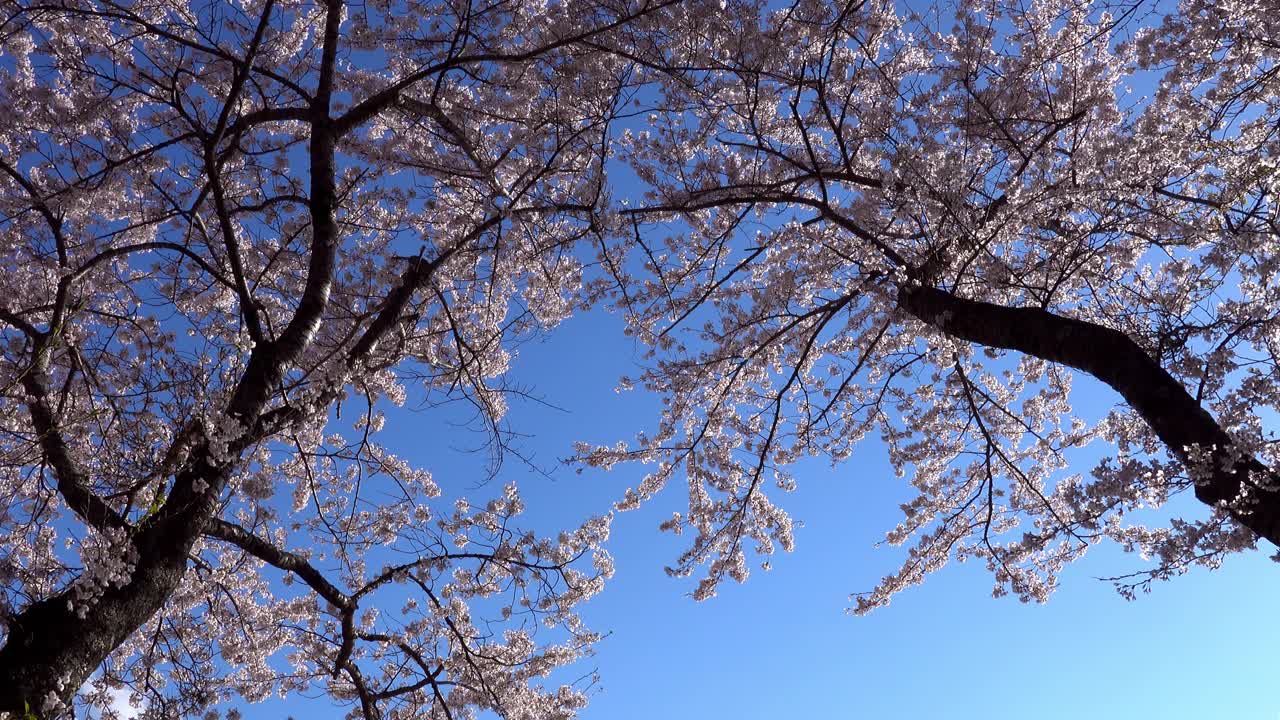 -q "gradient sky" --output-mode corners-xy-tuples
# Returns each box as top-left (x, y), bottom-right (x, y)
(247, 305), (1280, 720)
